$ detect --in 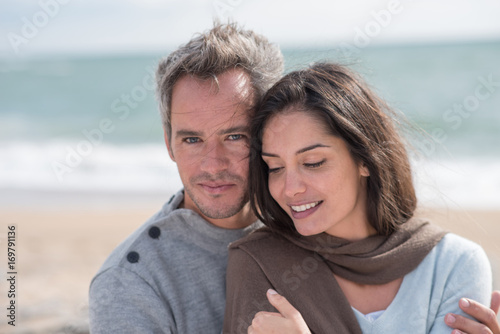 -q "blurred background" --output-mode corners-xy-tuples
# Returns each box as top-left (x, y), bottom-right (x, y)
(1, 0), (499, 332)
